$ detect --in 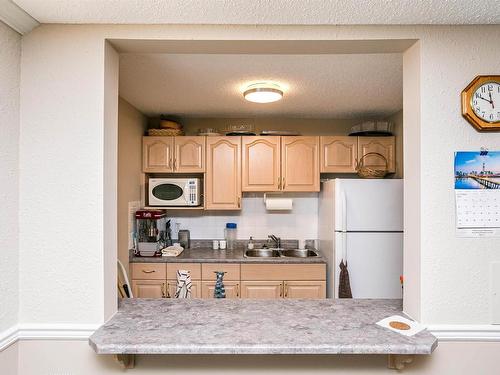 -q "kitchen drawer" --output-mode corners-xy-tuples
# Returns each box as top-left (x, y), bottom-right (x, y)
(131, 263), (166, 280)
(202, 263), (240, 281)
(167, 263), (202, 280)
(241, 264), (326, 281)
